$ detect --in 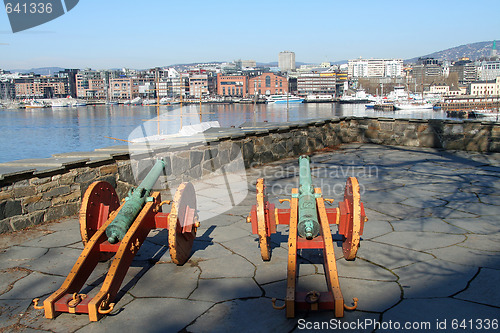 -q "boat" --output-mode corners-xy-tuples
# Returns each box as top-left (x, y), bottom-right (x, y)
(305, 94), (333, 103)
(106, 100), (119, 105)
(51, 100), (70, 108)
(470, 110), (500, 121)
(74, 100), (87, 106)
(130, 97), (142, 105)
(142, 99), (157, 105)
(394, 101), (434, 110)
(266, 94), (304, 104)
(25, 100), (46, 109)
(339, 90), (372, 104)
